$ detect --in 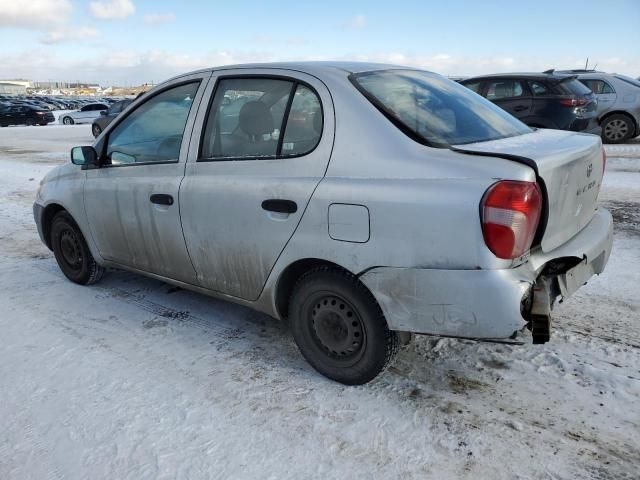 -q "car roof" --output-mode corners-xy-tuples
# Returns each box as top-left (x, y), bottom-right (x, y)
(165, 61), (429, 83)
